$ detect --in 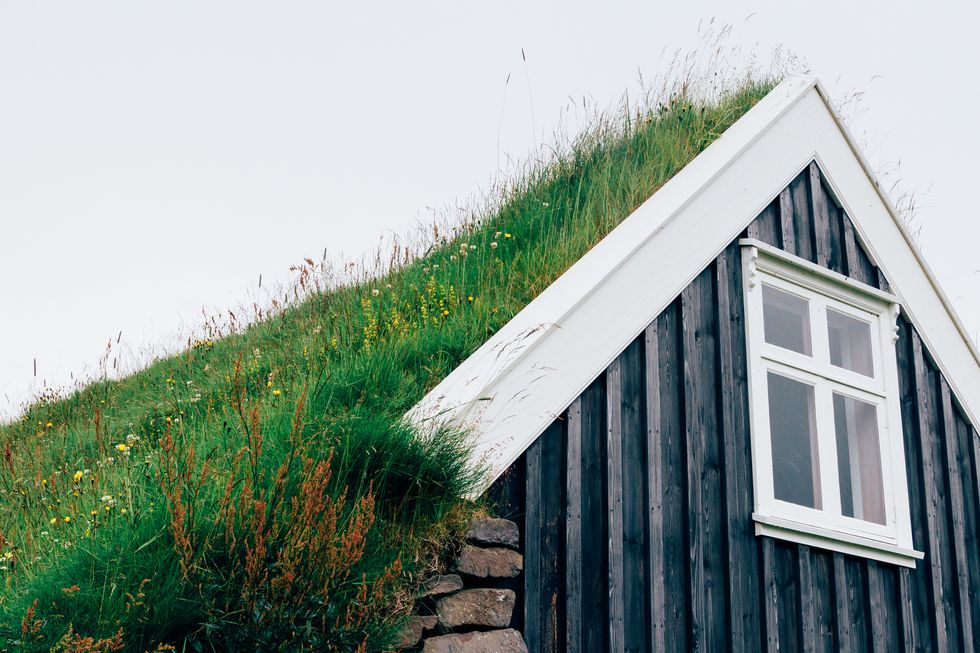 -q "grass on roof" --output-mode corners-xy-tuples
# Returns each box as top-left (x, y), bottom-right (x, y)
(0, 73), (776, 652)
